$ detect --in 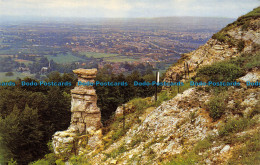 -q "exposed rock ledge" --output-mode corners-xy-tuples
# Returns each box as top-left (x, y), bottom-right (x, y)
(164, 18), (260, 85)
